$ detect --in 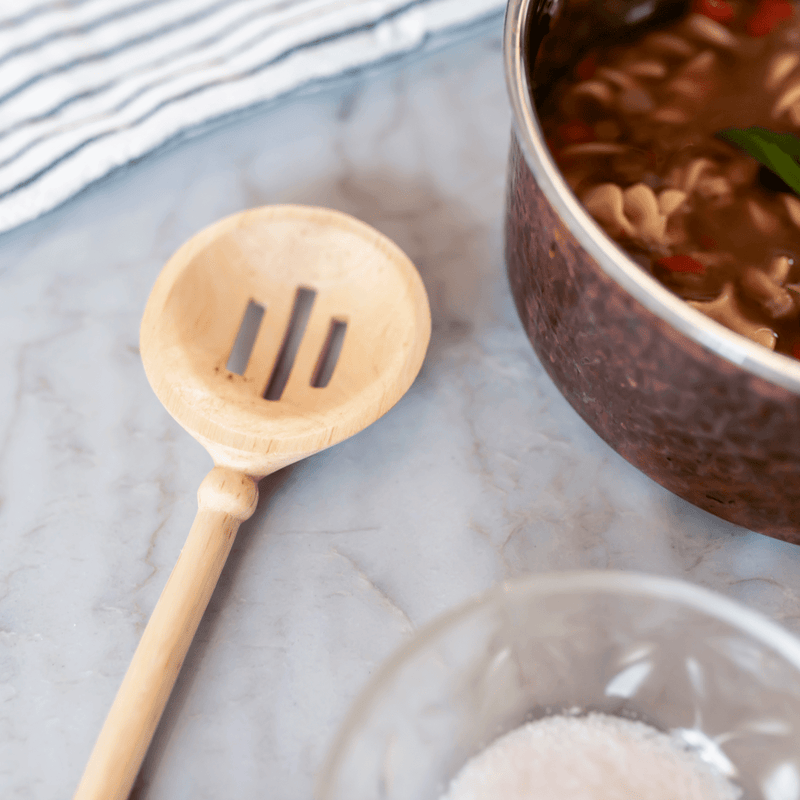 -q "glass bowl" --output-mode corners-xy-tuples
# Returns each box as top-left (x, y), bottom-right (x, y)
(316, 571), (800, 800)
